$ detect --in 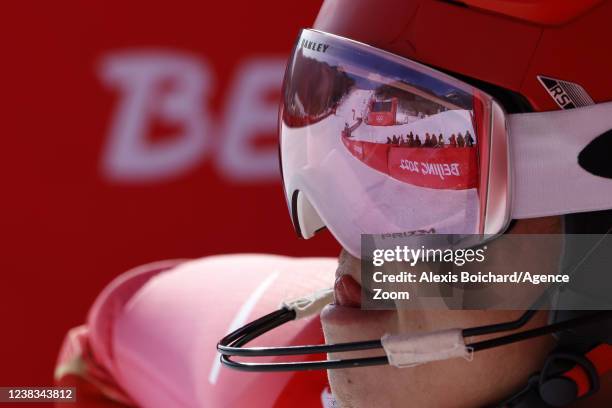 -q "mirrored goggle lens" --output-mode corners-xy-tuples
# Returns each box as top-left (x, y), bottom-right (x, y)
(279, 29), (497, 256)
